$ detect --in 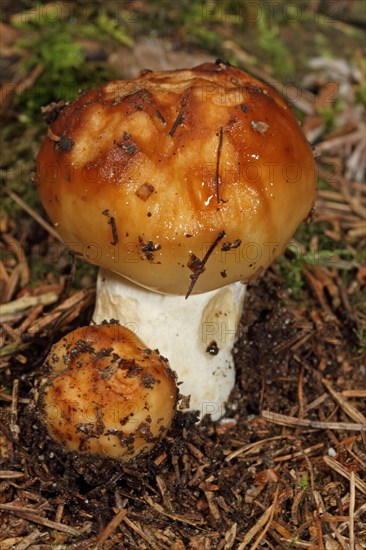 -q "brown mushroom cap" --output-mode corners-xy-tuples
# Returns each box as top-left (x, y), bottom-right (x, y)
(36, 62), (316, 294)
(38, 324), (177, 461)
